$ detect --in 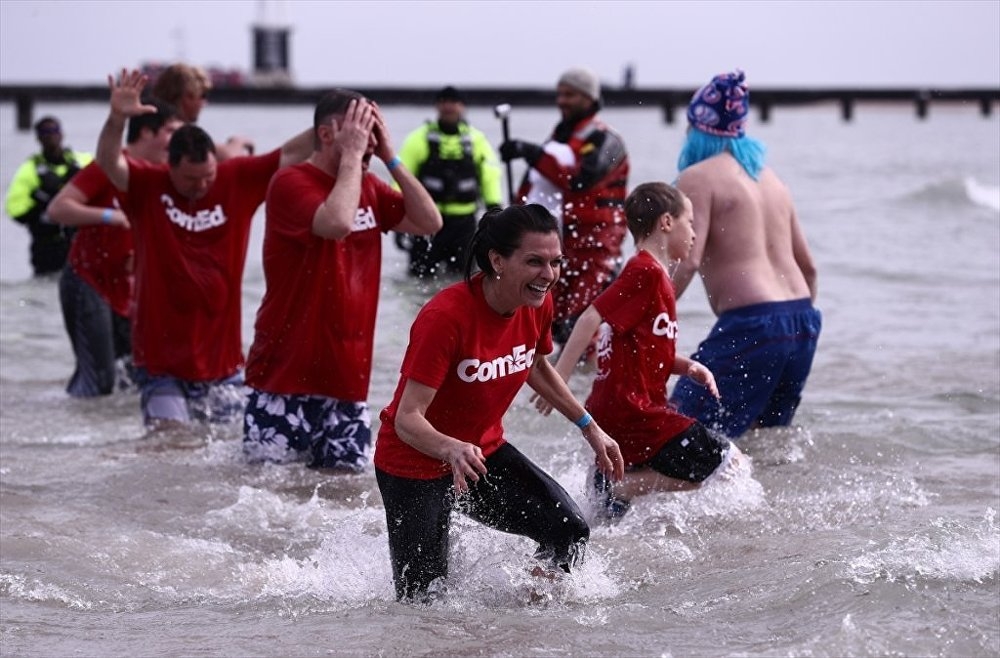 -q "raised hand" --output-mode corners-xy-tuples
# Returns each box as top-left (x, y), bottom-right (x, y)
(332, 98), (375, 162)
(106, 69), (158, 118)
(370, 102), (394, 163)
